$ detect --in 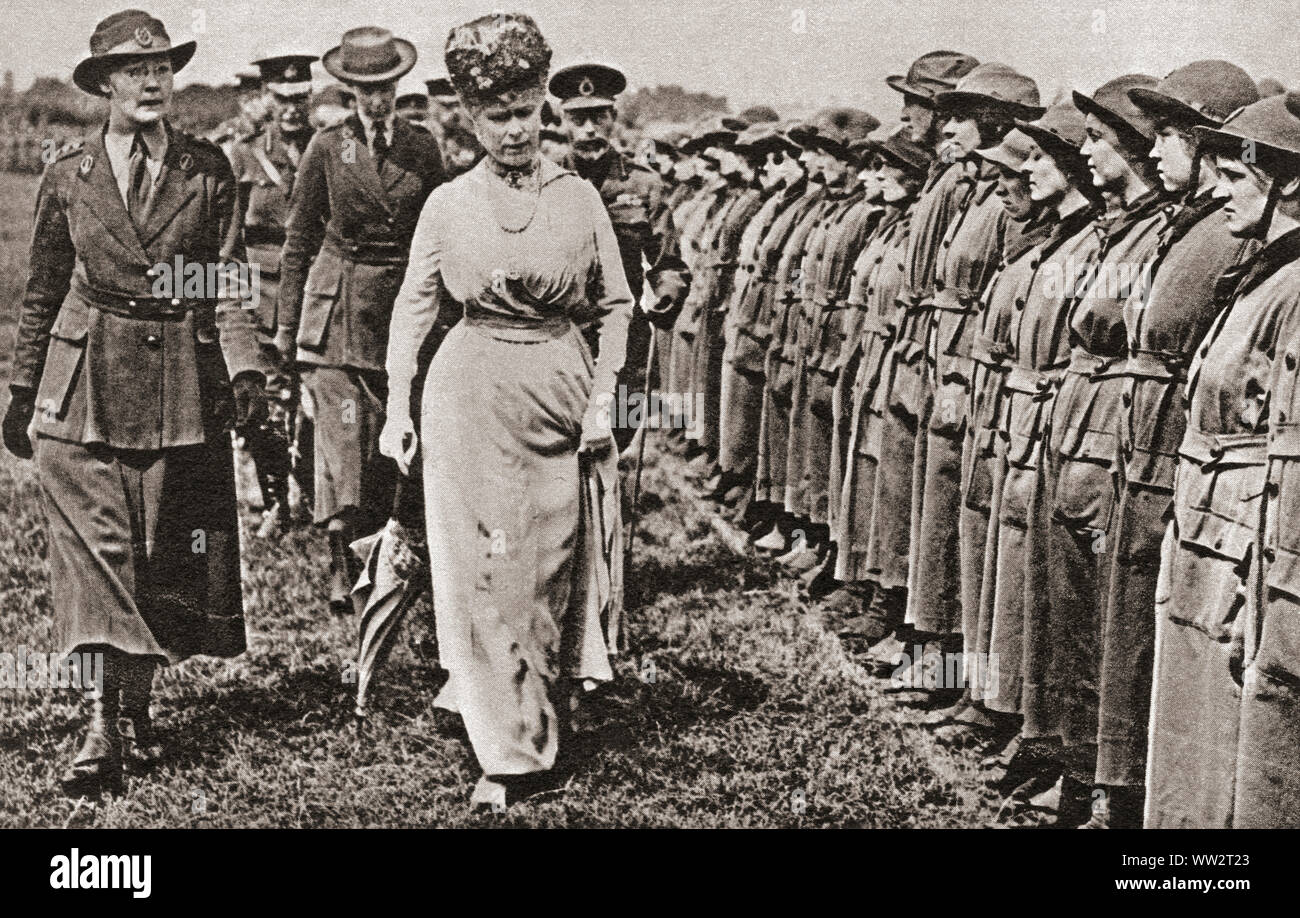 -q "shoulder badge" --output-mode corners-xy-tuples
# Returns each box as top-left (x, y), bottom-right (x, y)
(49, 139), (85, 164)
(79, 153), (94, 175)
